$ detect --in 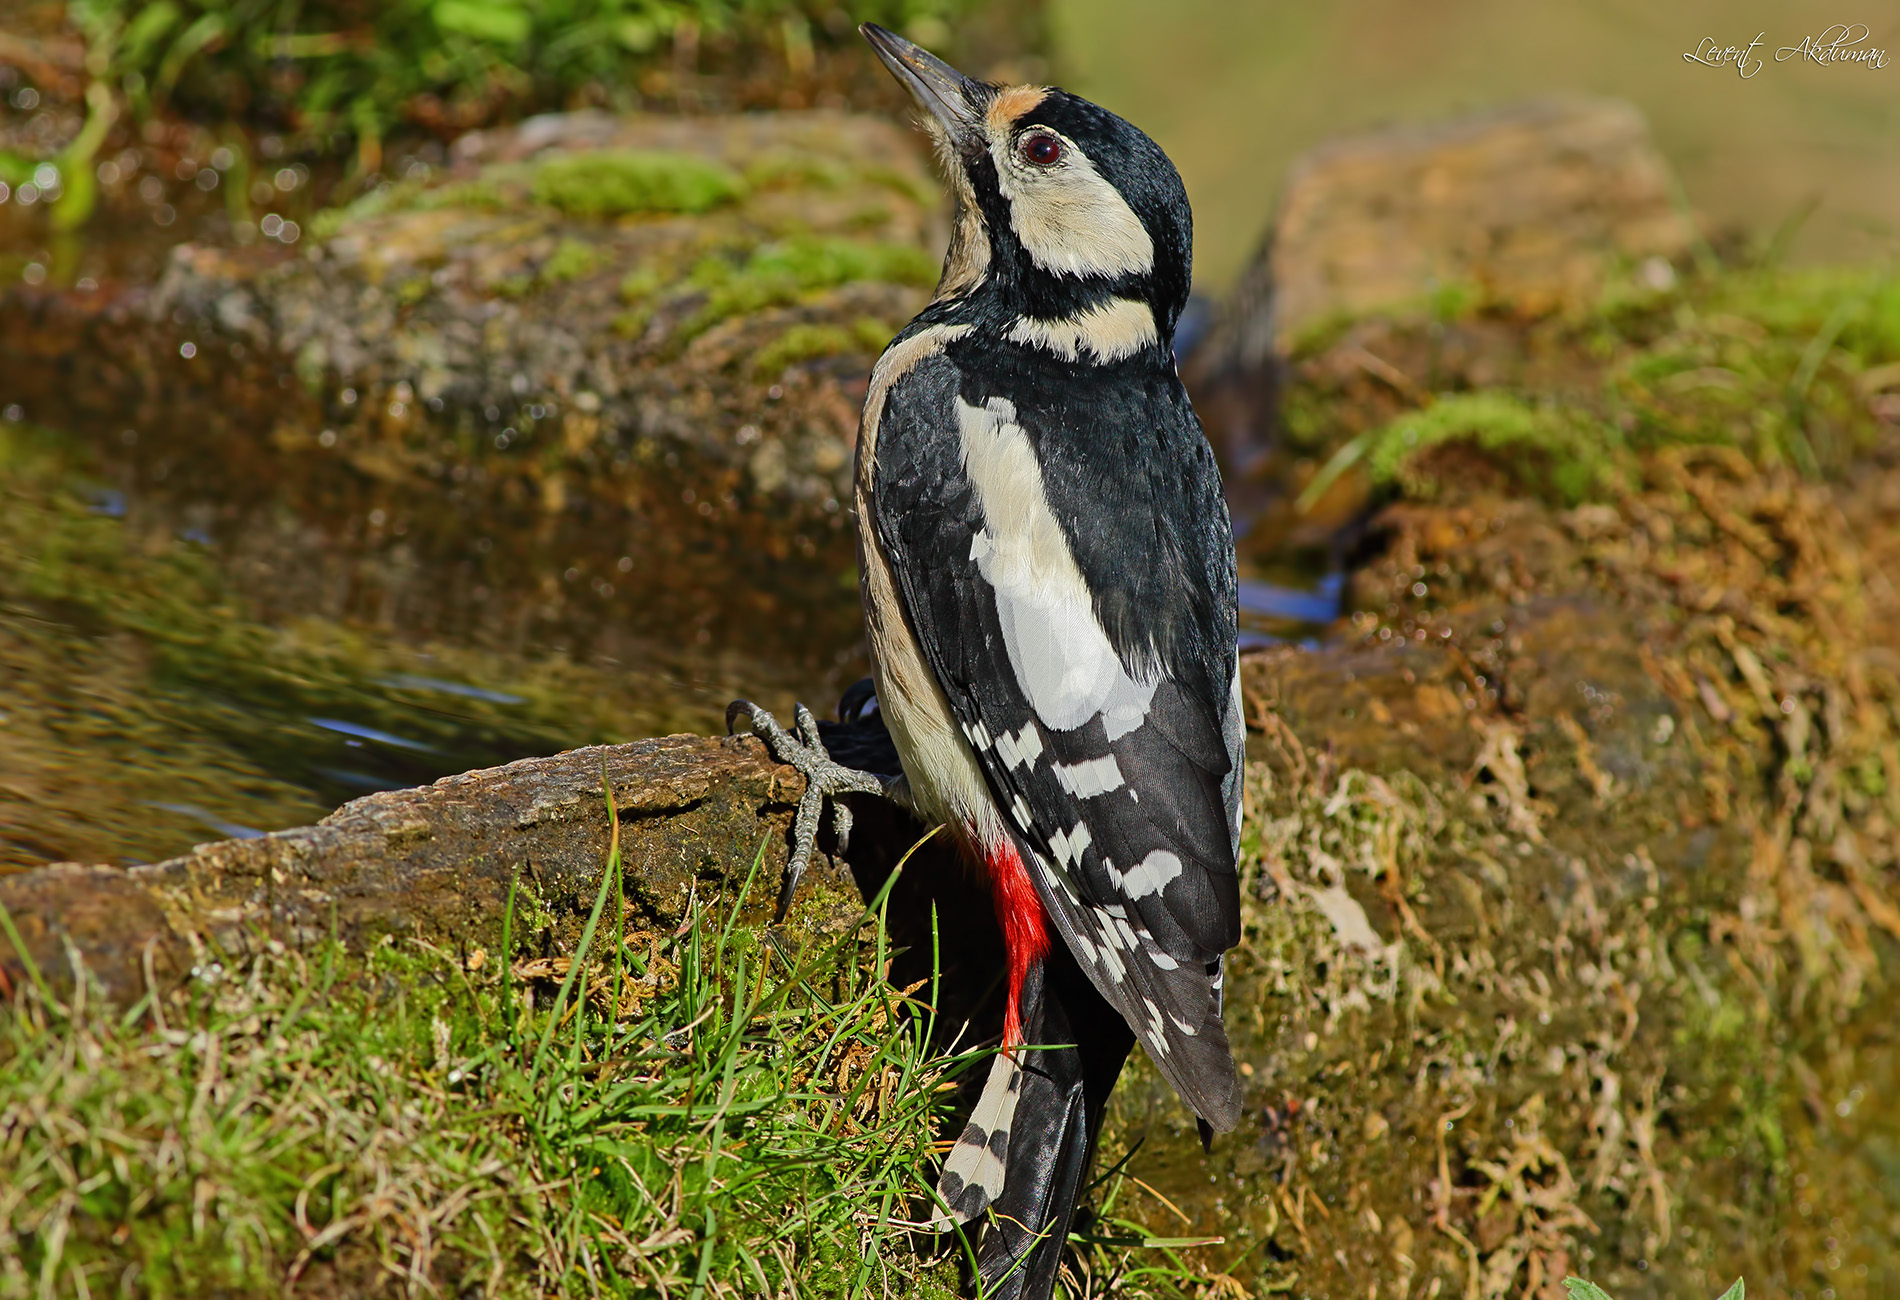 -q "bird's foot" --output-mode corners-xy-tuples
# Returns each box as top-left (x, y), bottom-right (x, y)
(727, 699), (893, 921)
